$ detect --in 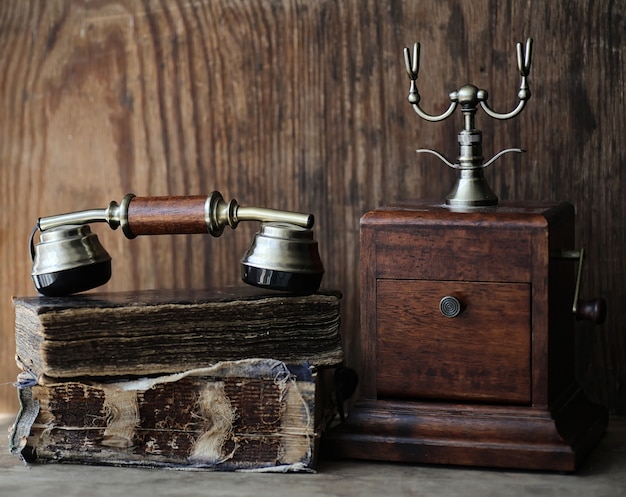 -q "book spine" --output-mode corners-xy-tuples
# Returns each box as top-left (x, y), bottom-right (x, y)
(10, 359), (318, 472)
